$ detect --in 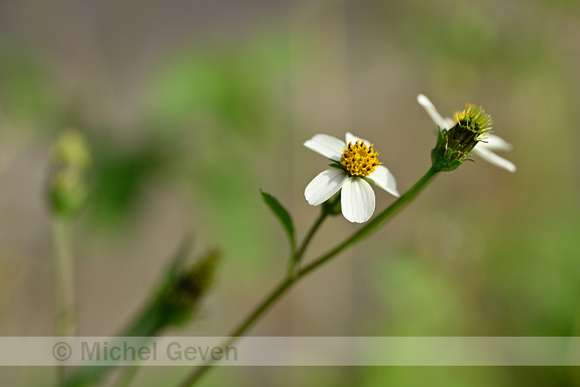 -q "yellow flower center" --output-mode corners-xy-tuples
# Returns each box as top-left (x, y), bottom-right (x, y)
(340, 140), (381, 177)
(454, 103), (477, 122)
